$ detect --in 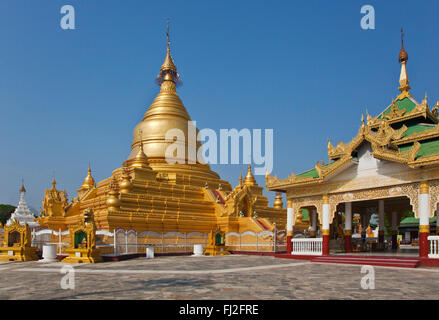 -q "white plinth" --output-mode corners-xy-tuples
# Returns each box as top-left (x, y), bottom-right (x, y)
(146, 246), (154, 259)
(193, 244), (204, 256)
(40, 244), (58, 262)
